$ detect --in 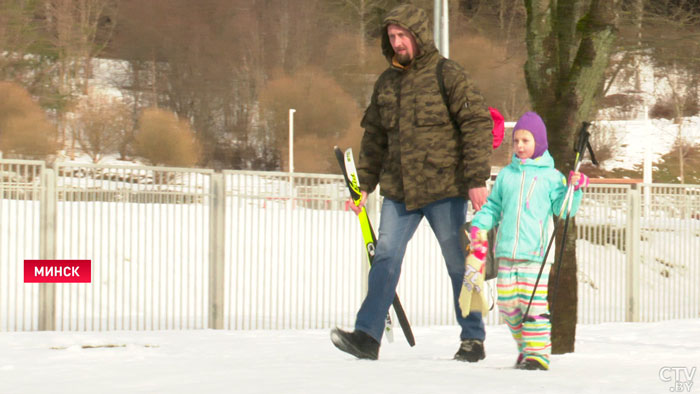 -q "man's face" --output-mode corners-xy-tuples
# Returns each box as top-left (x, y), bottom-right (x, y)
(387, 24), (417, 66)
